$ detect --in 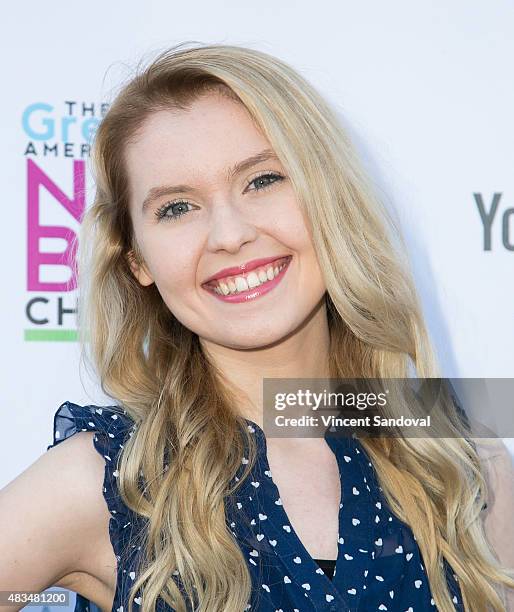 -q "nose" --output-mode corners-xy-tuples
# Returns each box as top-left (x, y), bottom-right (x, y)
(205, 201), (259, 254)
